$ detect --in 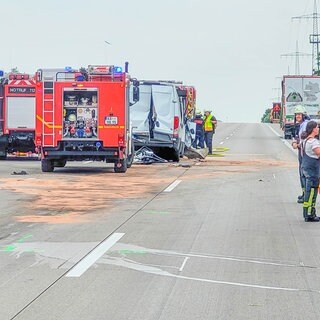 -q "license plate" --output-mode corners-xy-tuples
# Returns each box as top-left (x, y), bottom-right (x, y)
(105, 116), (118, 125)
